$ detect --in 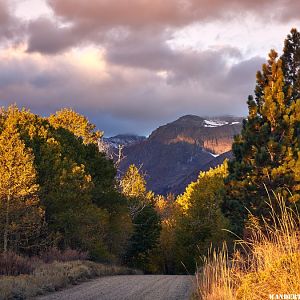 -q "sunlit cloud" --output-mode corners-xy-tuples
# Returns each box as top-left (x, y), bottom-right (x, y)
(13, 0), (52, 20)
